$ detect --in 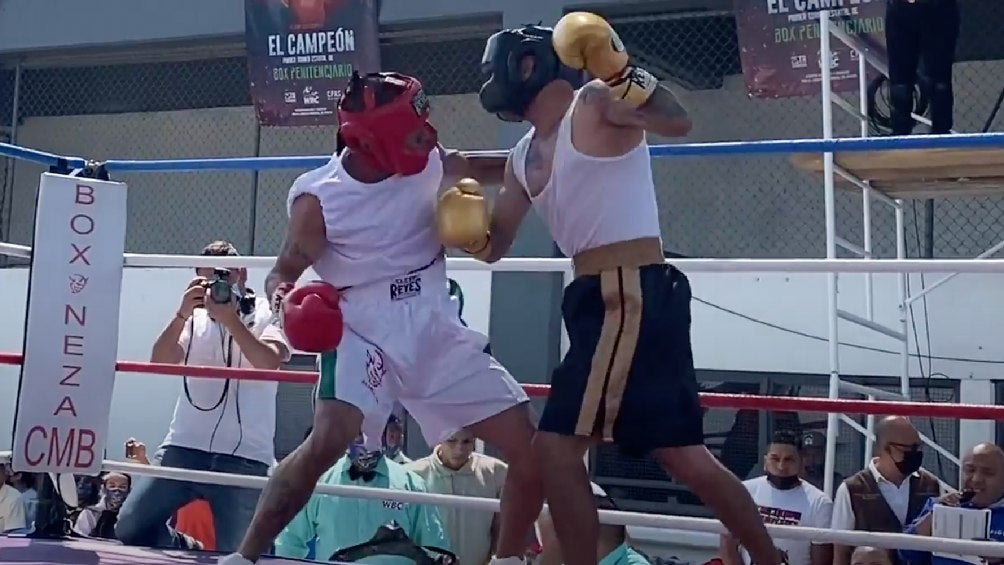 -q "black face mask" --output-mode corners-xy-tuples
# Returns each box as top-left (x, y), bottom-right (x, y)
(894, 449), (924, 476)
(766, 474), (801, 490)
(804, 463), (824, 476)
